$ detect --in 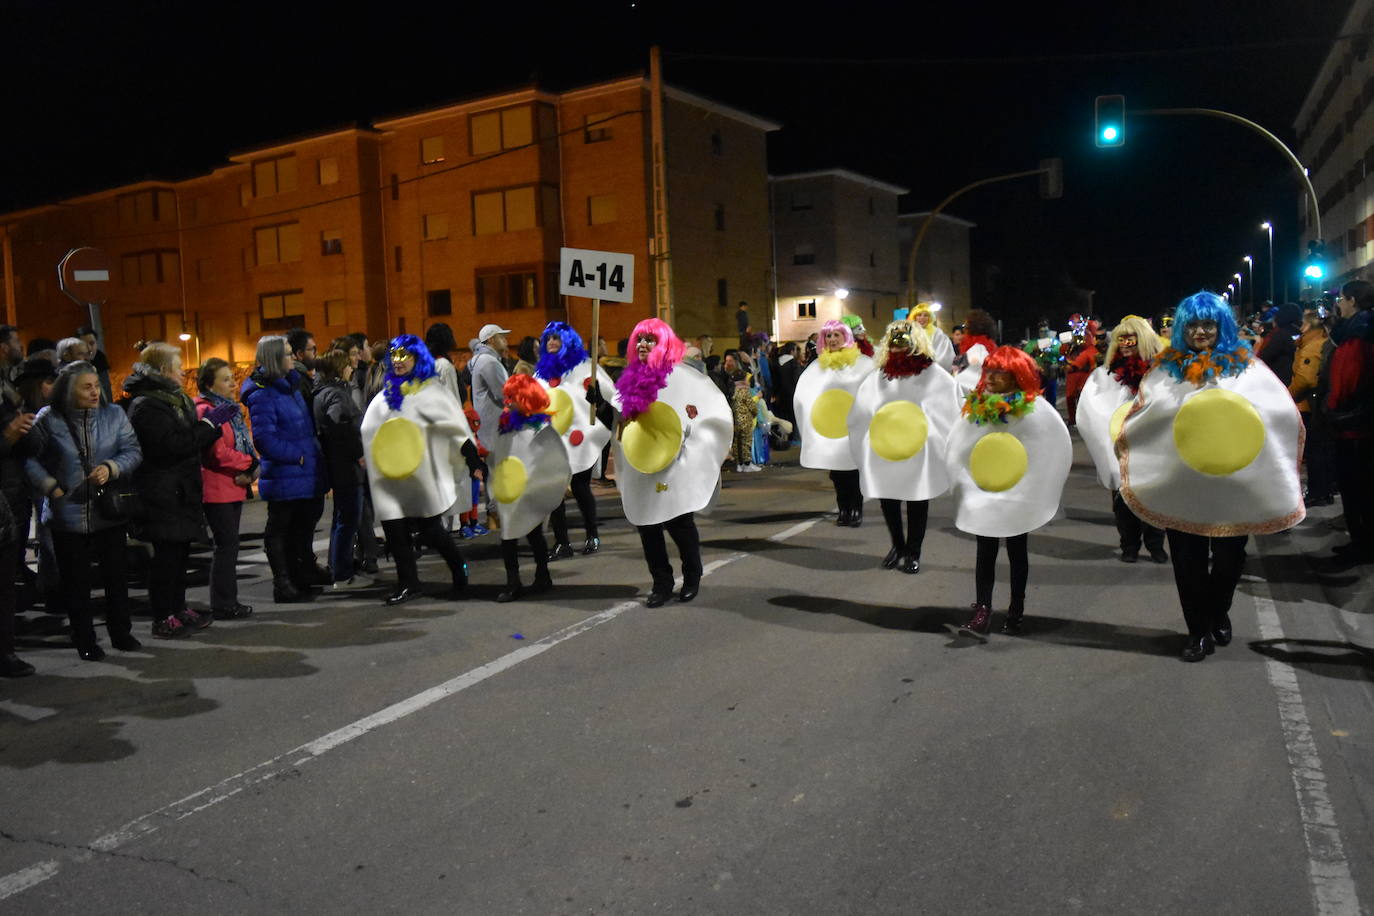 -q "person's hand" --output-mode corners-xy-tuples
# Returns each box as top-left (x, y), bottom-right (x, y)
(87, 465), (110, 486)
(3, 412), (35, 444)
(50, 487), (65, 500)
(358, 457), (366, 467)
(204, 403), (240, 427)
(585, 382), (602, 405)
(233, 473), (252, 487)
(472, 468), (484, 482)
